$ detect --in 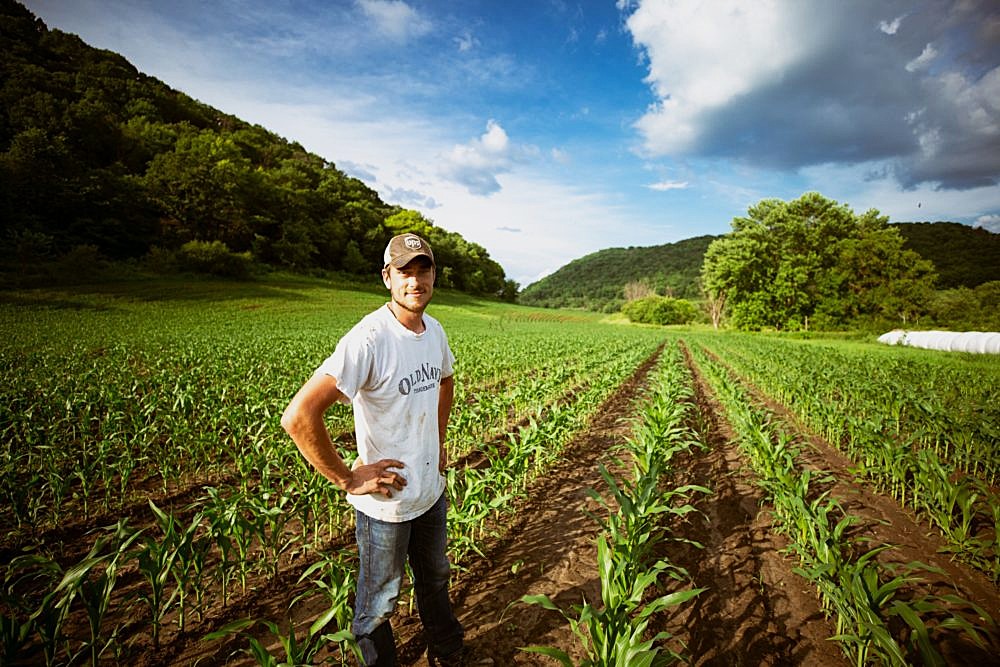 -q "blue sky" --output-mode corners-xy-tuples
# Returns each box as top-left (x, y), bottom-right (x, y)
(23, 0), (1000, 286)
